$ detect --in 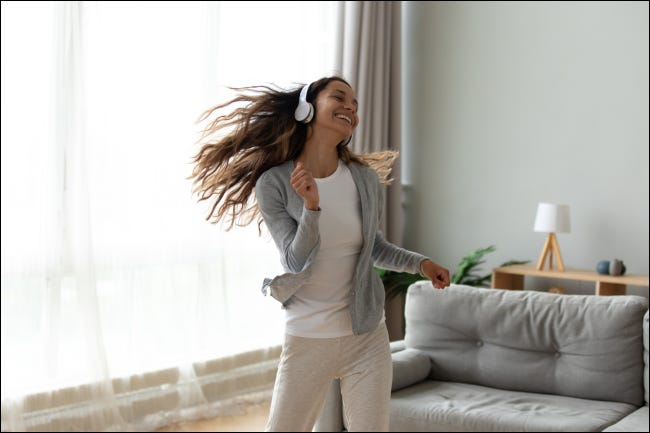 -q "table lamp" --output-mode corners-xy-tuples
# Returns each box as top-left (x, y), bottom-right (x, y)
(534, 203), (570, 272)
